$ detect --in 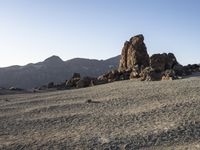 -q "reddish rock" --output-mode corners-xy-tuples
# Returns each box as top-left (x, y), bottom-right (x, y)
(118, 34), (149, 72)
